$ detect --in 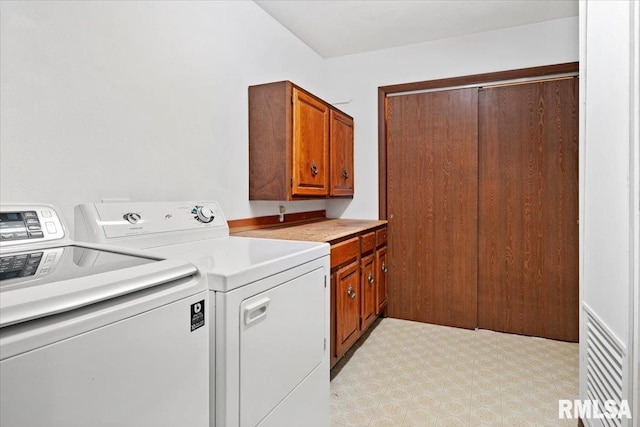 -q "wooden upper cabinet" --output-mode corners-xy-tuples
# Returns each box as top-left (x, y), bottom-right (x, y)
(292, 89), (329, 196)
(330, 110), (354, 196)
(249, 81), (354, 200)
